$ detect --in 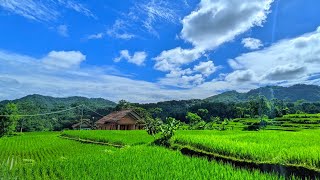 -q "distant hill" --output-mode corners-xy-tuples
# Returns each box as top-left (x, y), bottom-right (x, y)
(0, 94), (116, 109)
(206, 84), (320, 103)
(0, 94), (116, 131)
